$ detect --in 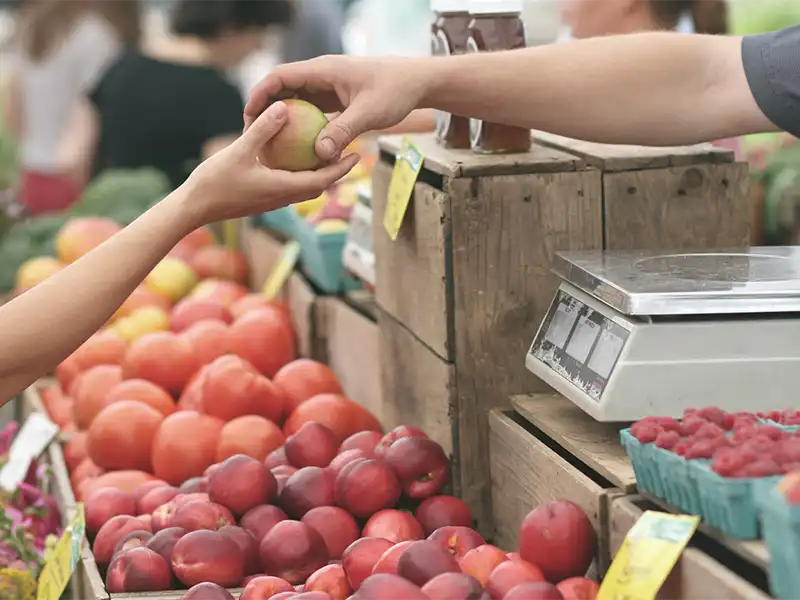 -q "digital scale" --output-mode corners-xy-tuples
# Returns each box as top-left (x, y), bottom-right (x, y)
(526, 247), (800, 421)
